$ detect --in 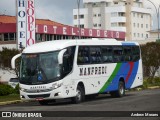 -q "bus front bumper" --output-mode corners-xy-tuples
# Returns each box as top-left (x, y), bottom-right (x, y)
(20, 87), (65, 101)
